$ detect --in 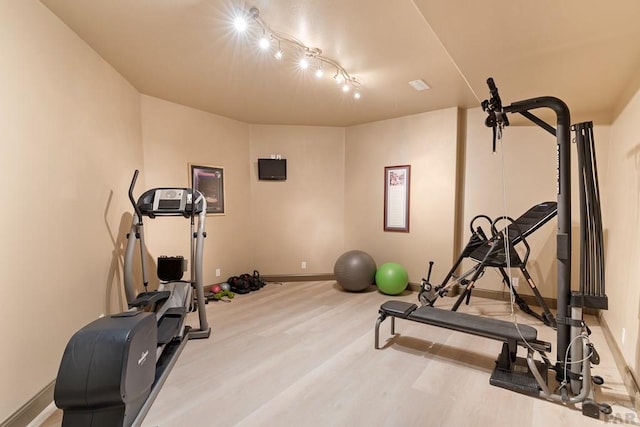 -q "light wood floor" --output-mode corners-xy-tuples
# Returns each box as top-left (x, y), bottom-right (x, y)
(40, 281), (637, 426)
